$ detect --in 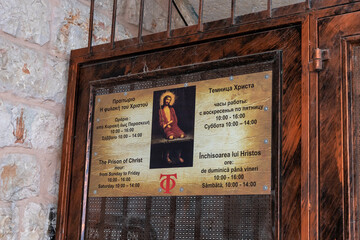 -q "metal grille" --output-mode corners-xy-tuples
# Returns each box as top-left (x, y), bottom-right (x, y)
(200, 196), (225, 239)
(134, 81), (153, 91)
(155, 78), (178, 88)
(85, 195), (272, 239)
(228, 195), (272, 239)
(87, 0), (308, 54)
(112, 84), (131, 94)
(127, 197), (147, 218)
(150, 197), (171, 239)
(174, 197), (196, 239)
(86, 55), (277, 240)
